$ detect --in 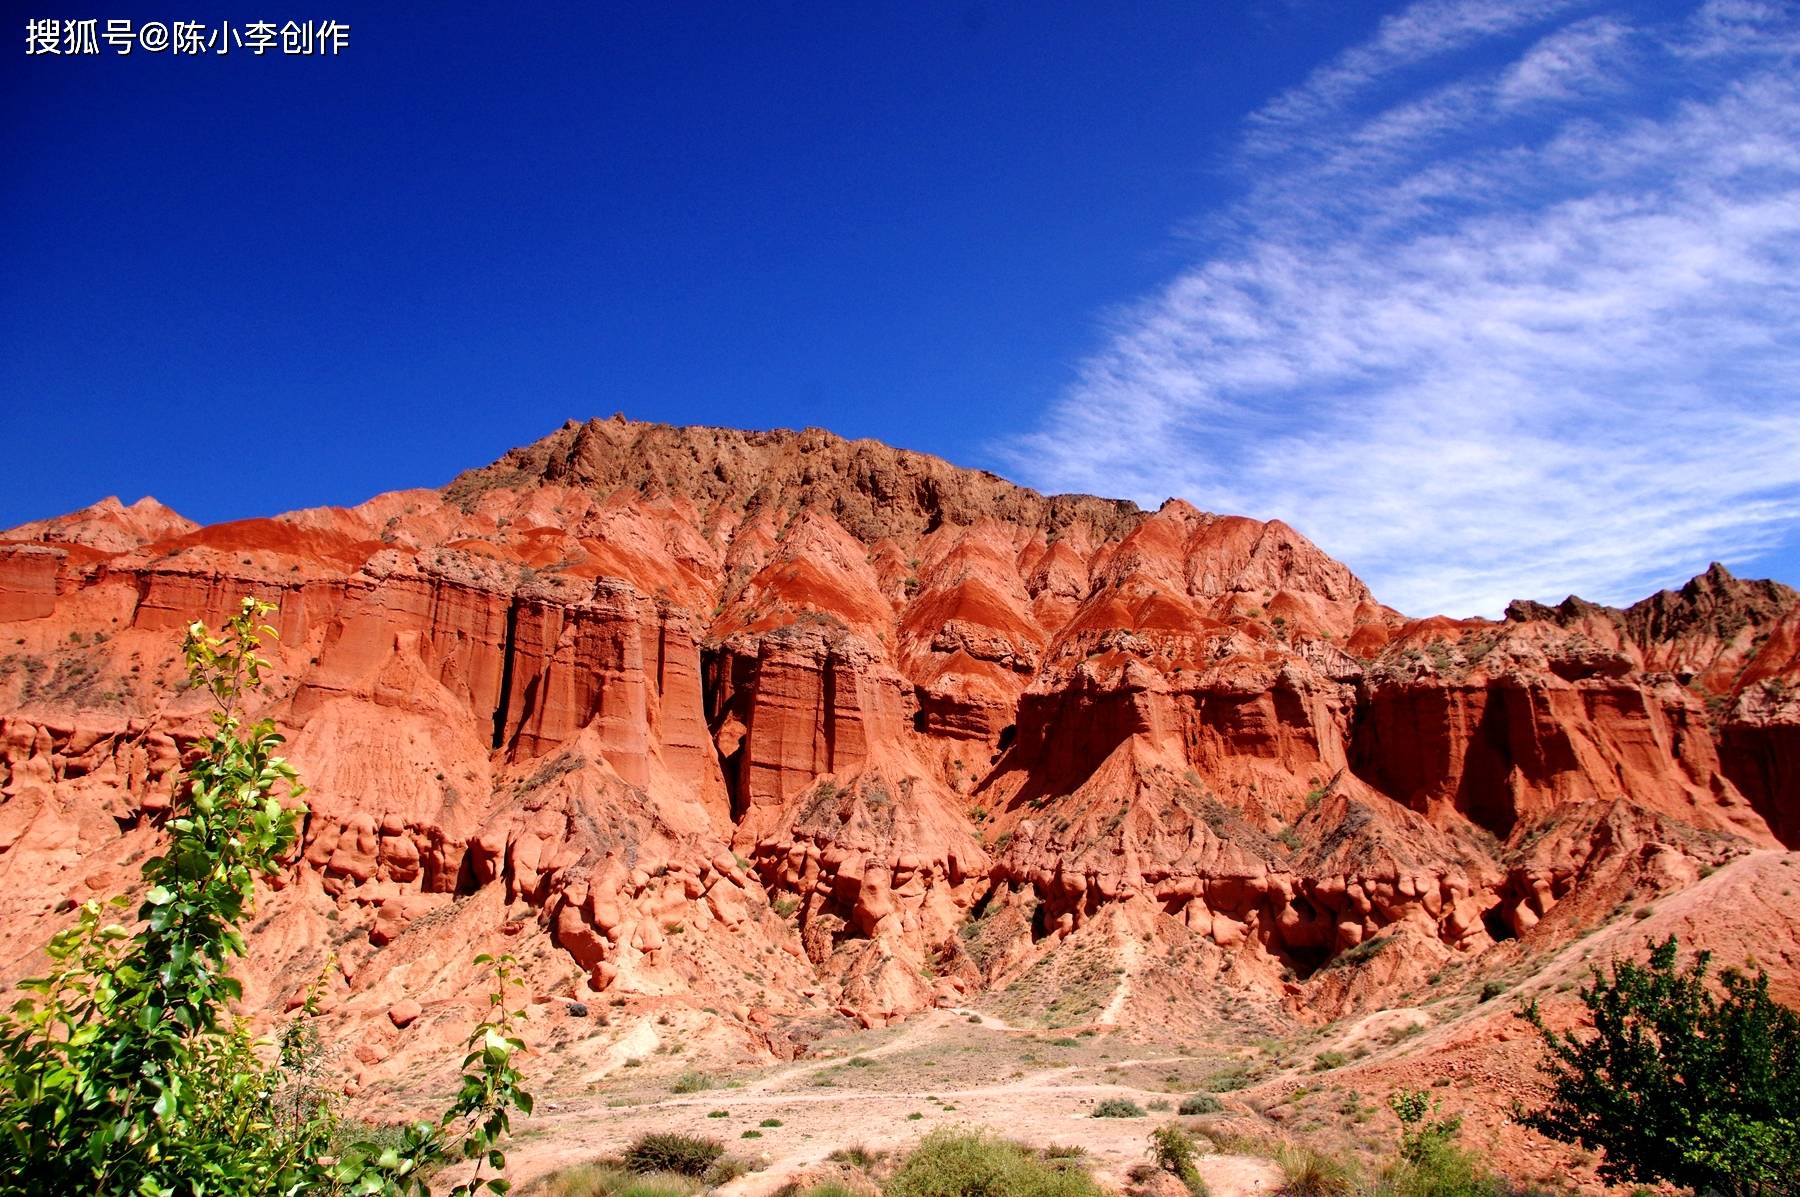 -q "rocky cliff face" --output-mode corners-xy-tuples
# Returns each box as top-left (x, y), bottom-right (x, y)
(1, 415), (1794, 1086)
